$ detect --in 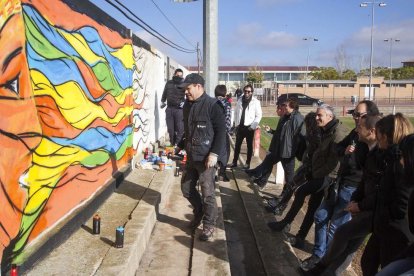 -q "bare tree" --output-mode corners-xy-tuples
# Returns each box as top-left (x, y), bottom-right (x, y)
(357, 54), (370, 75)
(335, 45), (349, 76)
